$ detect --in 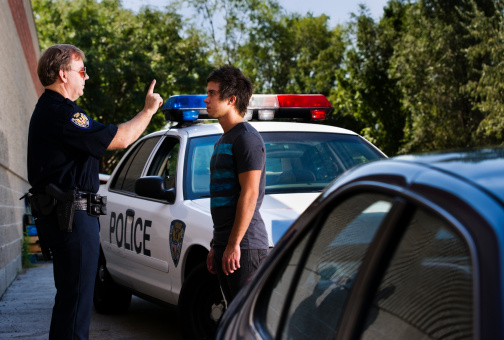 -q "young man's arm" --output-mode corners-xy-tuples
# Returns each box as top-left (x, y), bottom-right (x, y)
(221, 169), (262, 275)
